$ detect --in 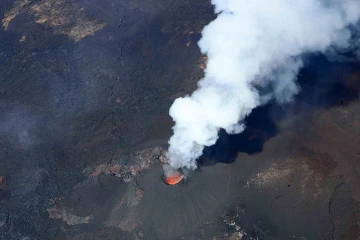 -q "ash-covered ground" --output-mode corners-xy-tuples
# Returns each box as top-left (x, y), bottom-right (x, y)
(0, 0), (360, 239)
